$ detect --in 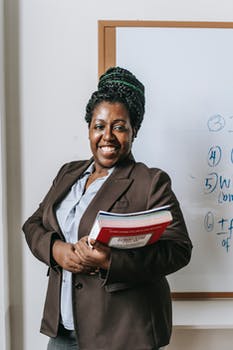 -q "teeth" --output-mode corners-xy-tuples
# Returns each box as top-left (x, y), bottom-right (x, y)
(101, 146), (116, 152)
